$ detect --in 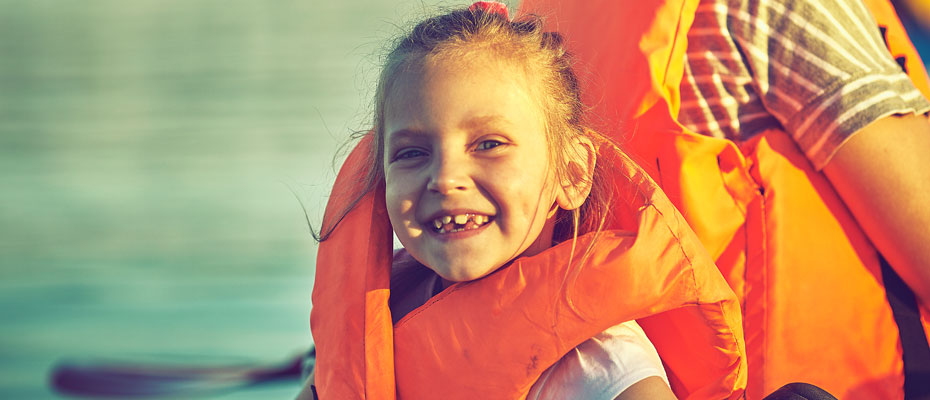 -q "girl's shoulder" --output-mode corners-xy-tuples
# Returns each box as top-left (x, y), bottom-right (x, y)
(527, 320), (669, 400)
